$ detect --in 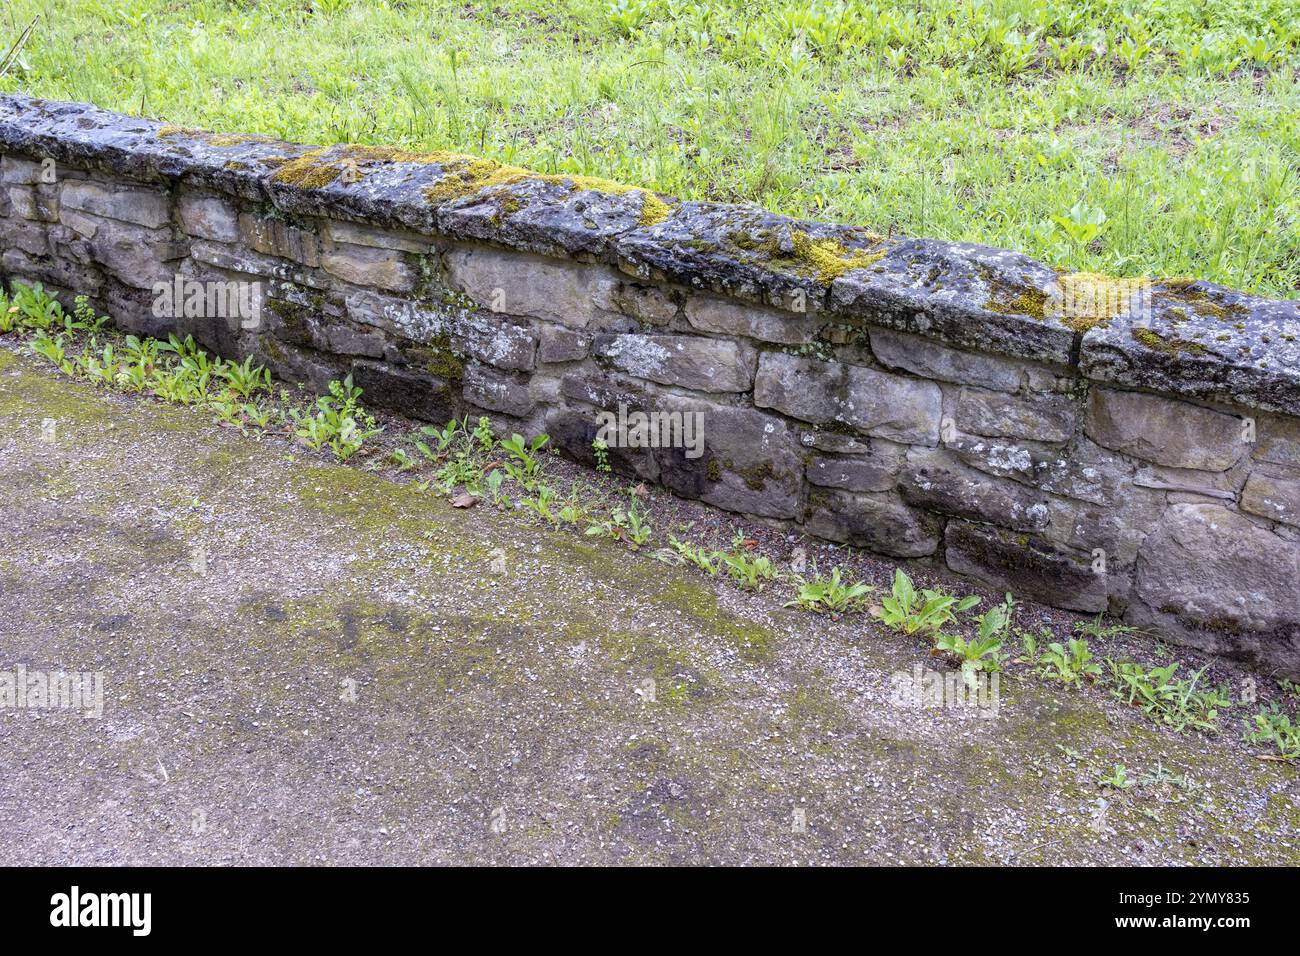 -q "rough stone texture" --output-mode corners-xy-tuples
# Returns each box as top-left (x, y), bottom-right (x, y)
(901, 450), (1050, 532)
(1241, 471), (1300, 528)
(593, 333), (756, 393)
(869, 328), (1024, 392)
(945, 521), (1110, 613)
(176, 192), (240, 242)
(684, 295), (816, 345)
(1084, 388), (1246, 471)
(445, 246), (616, 329)
(61, 180), (170, 228)
(1132, 504), (1300, 673)
(3, 93), (1300, 673)
(805, 448), (900, 493)
(754, 352), (941, 444)
(805, 489), (940, 558)
(956, 387), (1076, 443)
(655, 402), (803, 520)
